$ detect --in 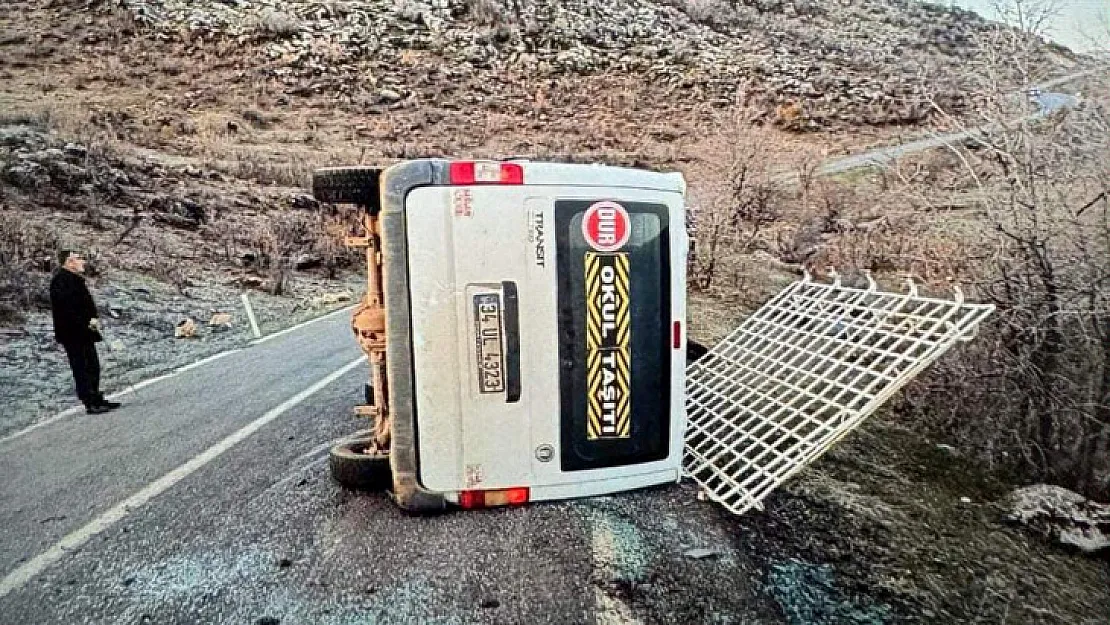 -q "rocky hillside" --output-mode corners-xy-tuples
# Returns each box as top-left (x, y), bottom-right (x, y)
(120, 0), (1067, 129)
(0, 123), (344, 295)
